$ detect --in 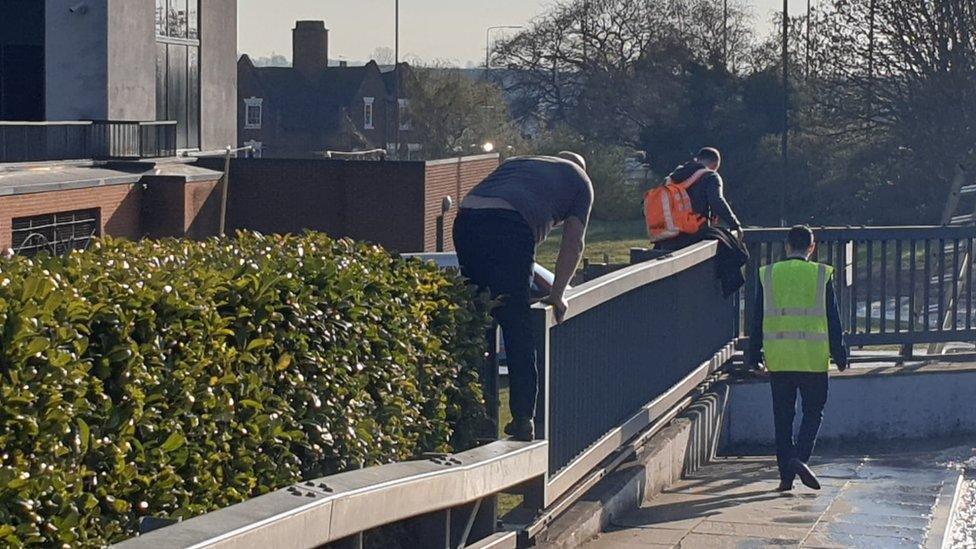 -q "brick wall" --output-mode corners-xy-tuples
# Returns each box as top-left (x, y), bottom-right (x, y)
(141, 176), (224, 240)
(423, 154), (500, 252)
(0, 172), (224, 252)
(197, 157), (429, 252)
(0, 183), (143, 250)
(199, 156), (498, 253)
